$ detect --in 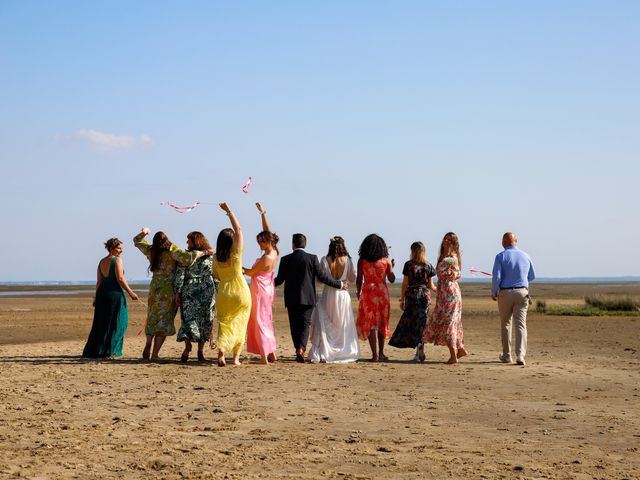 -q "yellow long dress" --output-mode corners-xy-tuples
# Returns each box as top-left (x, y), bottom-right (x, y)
(212, 246), (251, 355)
